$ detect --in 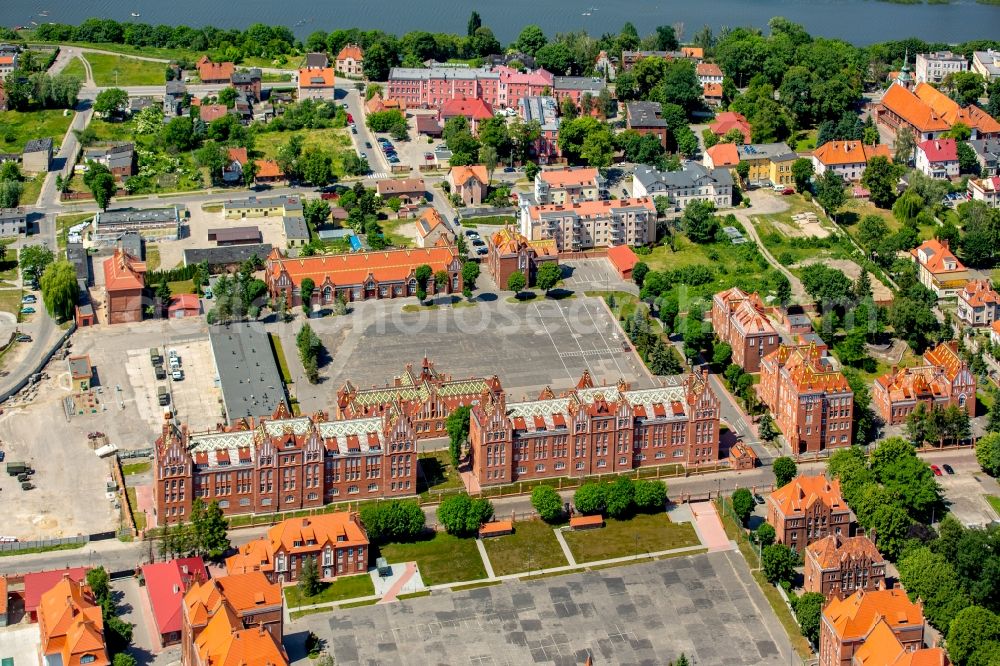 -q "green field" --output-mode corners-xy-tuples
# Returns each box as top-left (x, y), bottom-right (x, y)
(380, 217), (415, 248)
(561, 513), (699, 563)
(122, 461), (151, 476)
(20, 175), (44, 206)
(416, 450), (463, 495)
(481, 520), (569, 576)
(379, 532), (487, 585)
(0, 109), (72, 152)
(0, 288), (25, 317)
(0, 243), (18, 286)
(283, 573), (375, 608)
(62, 57), (88, 81)
(256, 129), (352, 177)
(85, 53), (167, 86)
